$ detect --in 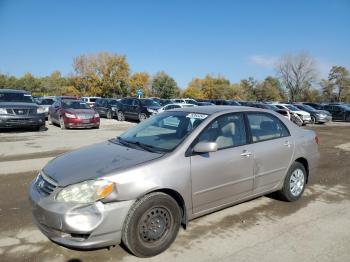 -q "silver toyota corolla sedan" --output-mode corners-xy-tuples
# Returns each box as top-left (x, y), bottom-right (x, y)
(29, 106), (319, 257)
